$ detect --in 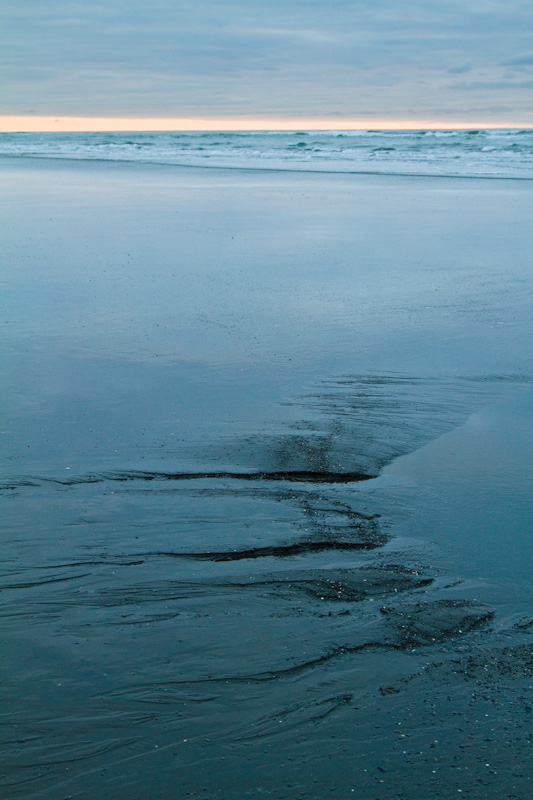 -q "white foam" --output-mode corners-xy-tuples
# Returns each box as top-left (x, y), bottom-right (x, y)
(1, 129), (532, 179)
